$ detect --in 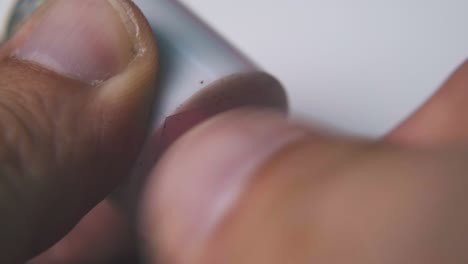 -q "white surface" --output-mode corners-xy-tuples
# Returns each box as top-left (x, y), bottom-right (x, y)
(0, 0), (15, 40)
(180, 0), (468, 137)
(1, 0), (467, 137)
